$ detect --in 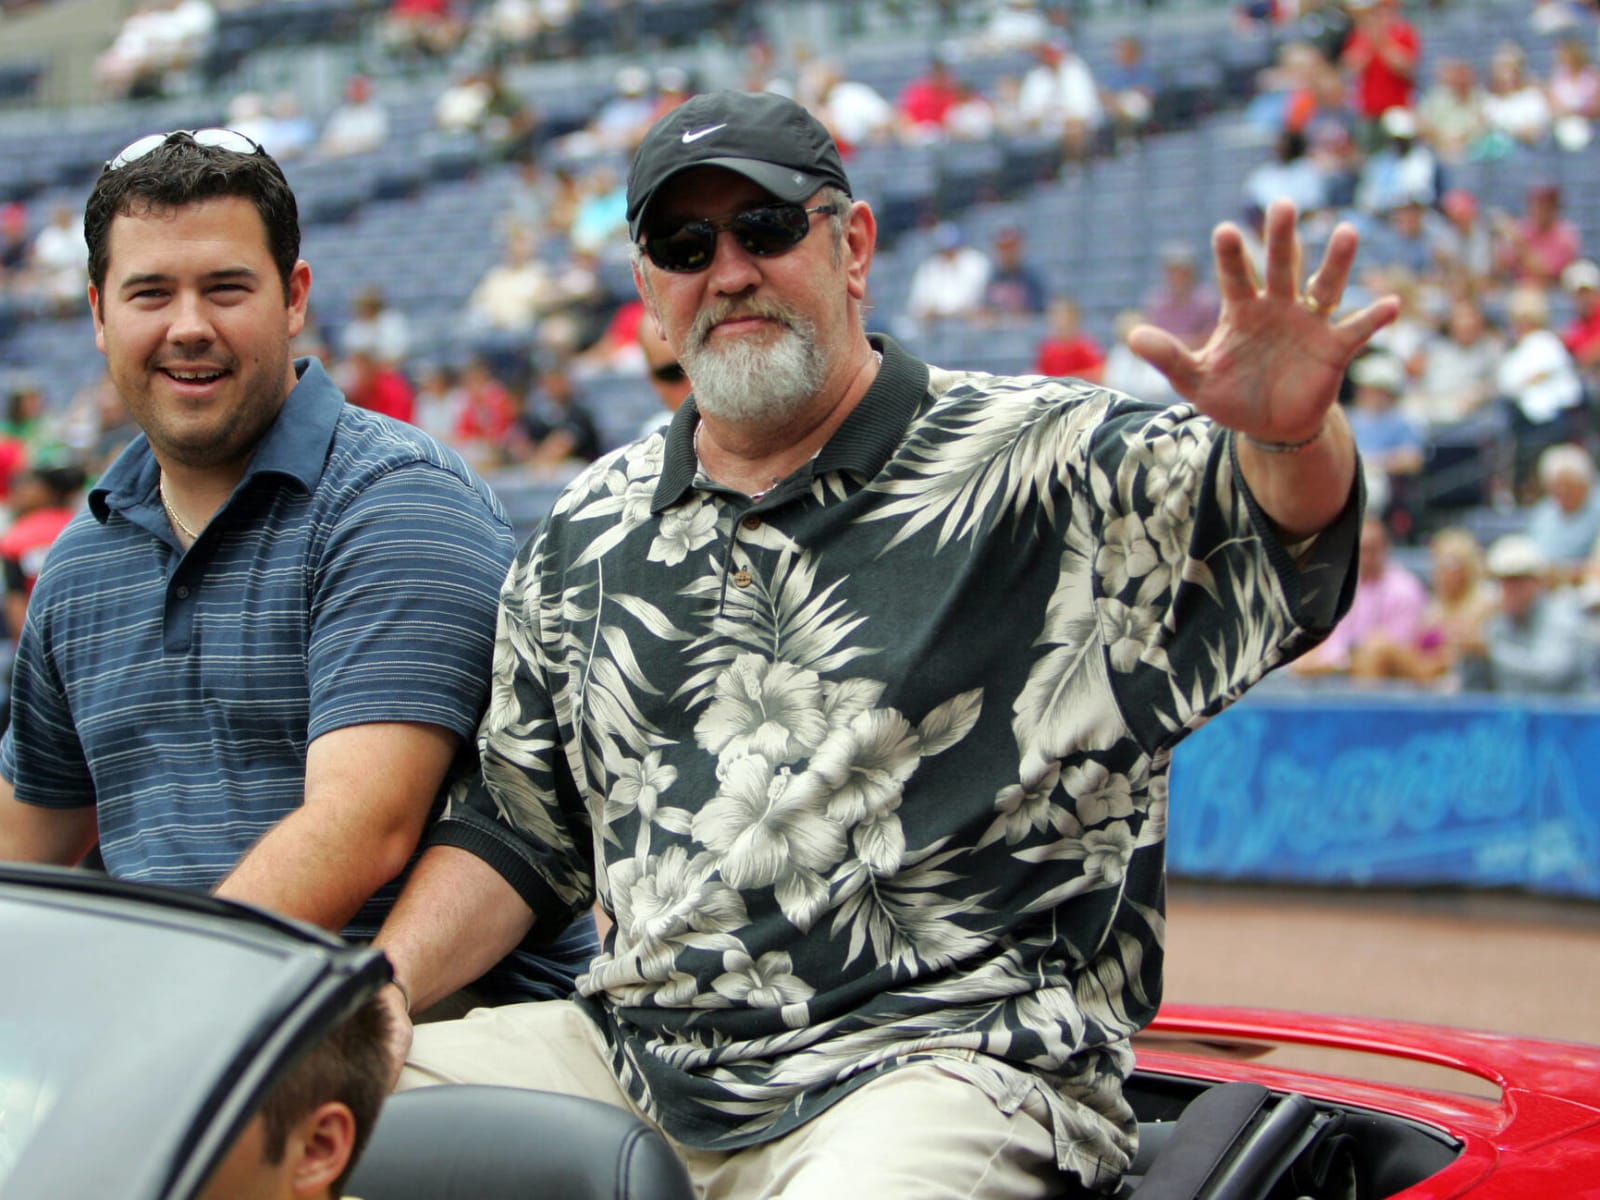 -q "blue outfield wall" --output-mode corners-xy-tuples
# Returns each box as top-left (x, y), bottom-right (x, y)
(1167, 691), (1600, 901)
